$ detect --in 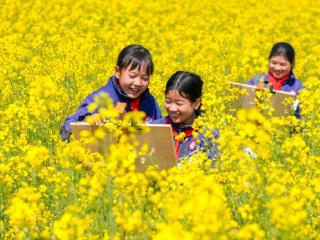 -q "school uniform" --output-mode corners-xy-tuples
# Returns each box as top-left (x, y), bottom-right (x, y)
(61, 76), (162, 141)
(247, 71), (303, 117)
(152, 116), (219, 162)
(247, 71), (303, 94)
